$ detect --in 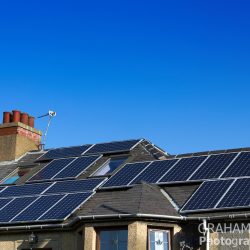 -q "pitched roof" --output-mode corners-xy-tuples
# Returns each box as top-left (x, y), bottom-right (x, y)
(0, 139), (250, 228)
(77, 182), (180, 217)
